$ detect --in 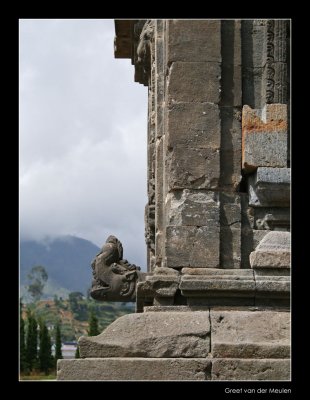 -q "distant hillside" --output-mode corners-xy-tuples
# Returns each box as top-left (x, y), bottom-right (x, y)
(21, 298), (135, 342)
(20, 236), (101, 295)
